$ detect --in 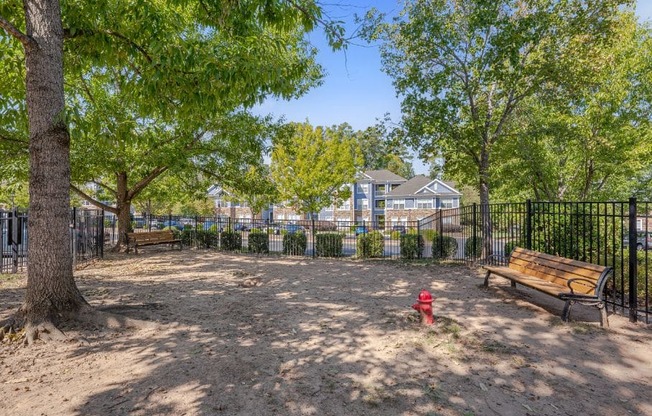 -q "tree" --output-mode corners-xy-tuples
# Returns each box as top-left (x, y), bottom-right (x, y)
(271, 122), (361, 216)
(223, 163), (279, 219)
(354, 123), (414, 178)
(364, 0), (629, 254)
(0, 0), (338, 344)
(494, 13), (652, 201)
